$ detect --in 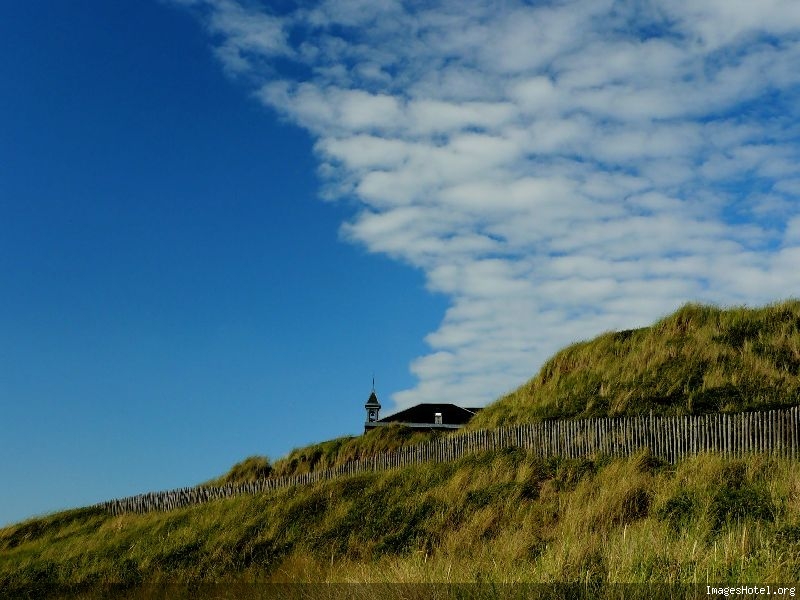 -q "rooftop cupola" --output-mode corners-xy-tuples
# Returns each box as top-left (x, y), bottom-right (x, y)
(365, 379), (381, 424)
